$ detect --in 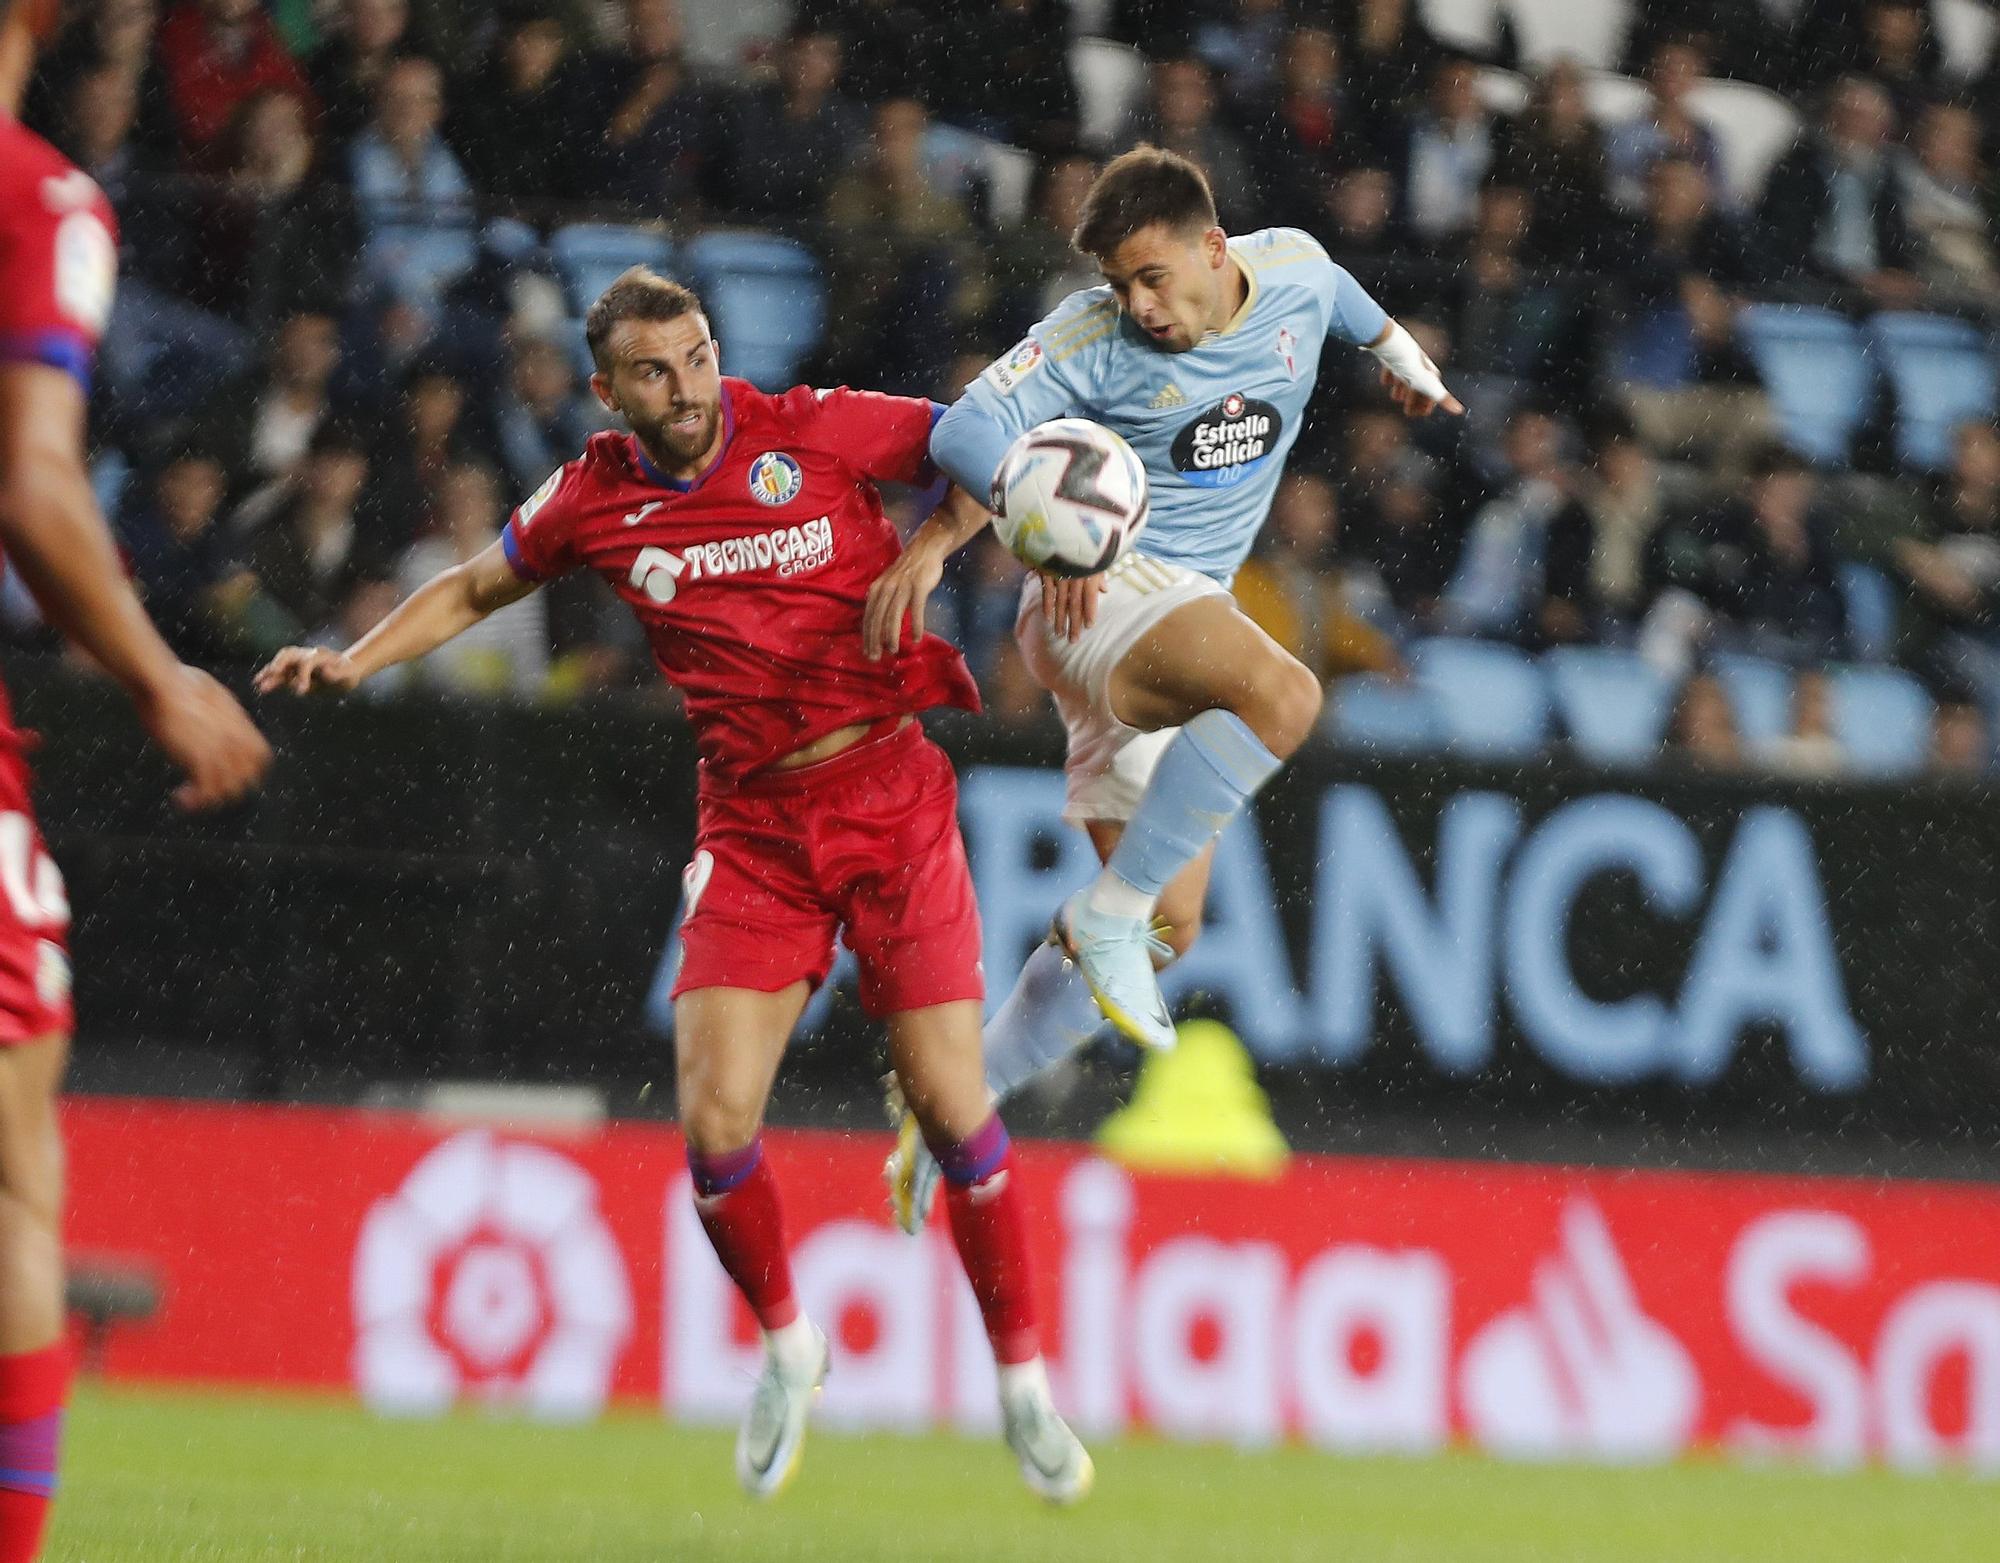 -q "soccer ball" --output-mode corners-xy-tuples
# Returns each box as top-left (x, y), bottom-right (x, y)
(992, 418), (1149, 579)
